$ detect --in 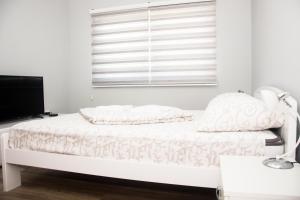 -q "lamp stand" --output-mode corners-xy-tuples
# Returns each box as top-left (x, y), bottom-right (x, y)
(263, 157), (294, 169)
(262, 92), (299, 170)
